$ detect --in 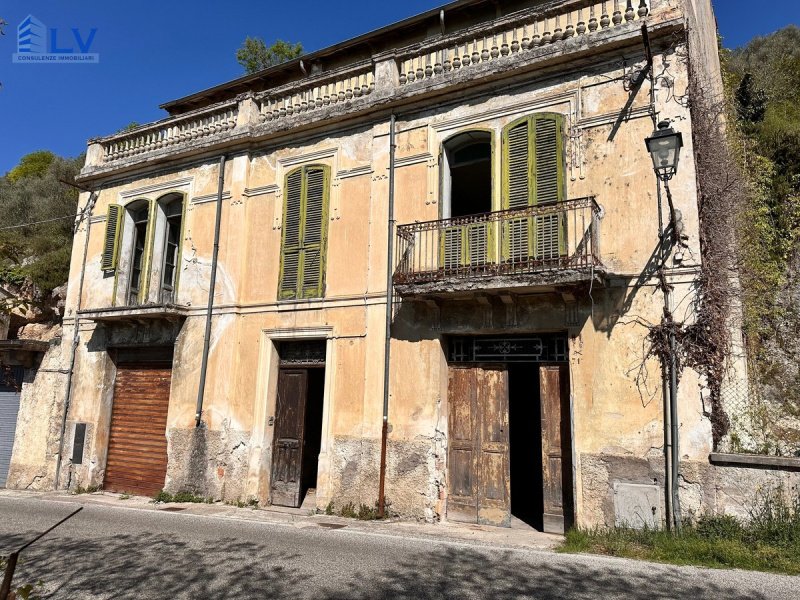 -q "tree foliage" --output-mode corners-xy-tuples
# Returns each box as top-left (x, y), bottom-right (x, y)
(724, 26), (800, 420)
(6, 150), (55, 183)
(236, 37), (303, 74)
(0, 152), (84, 294)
